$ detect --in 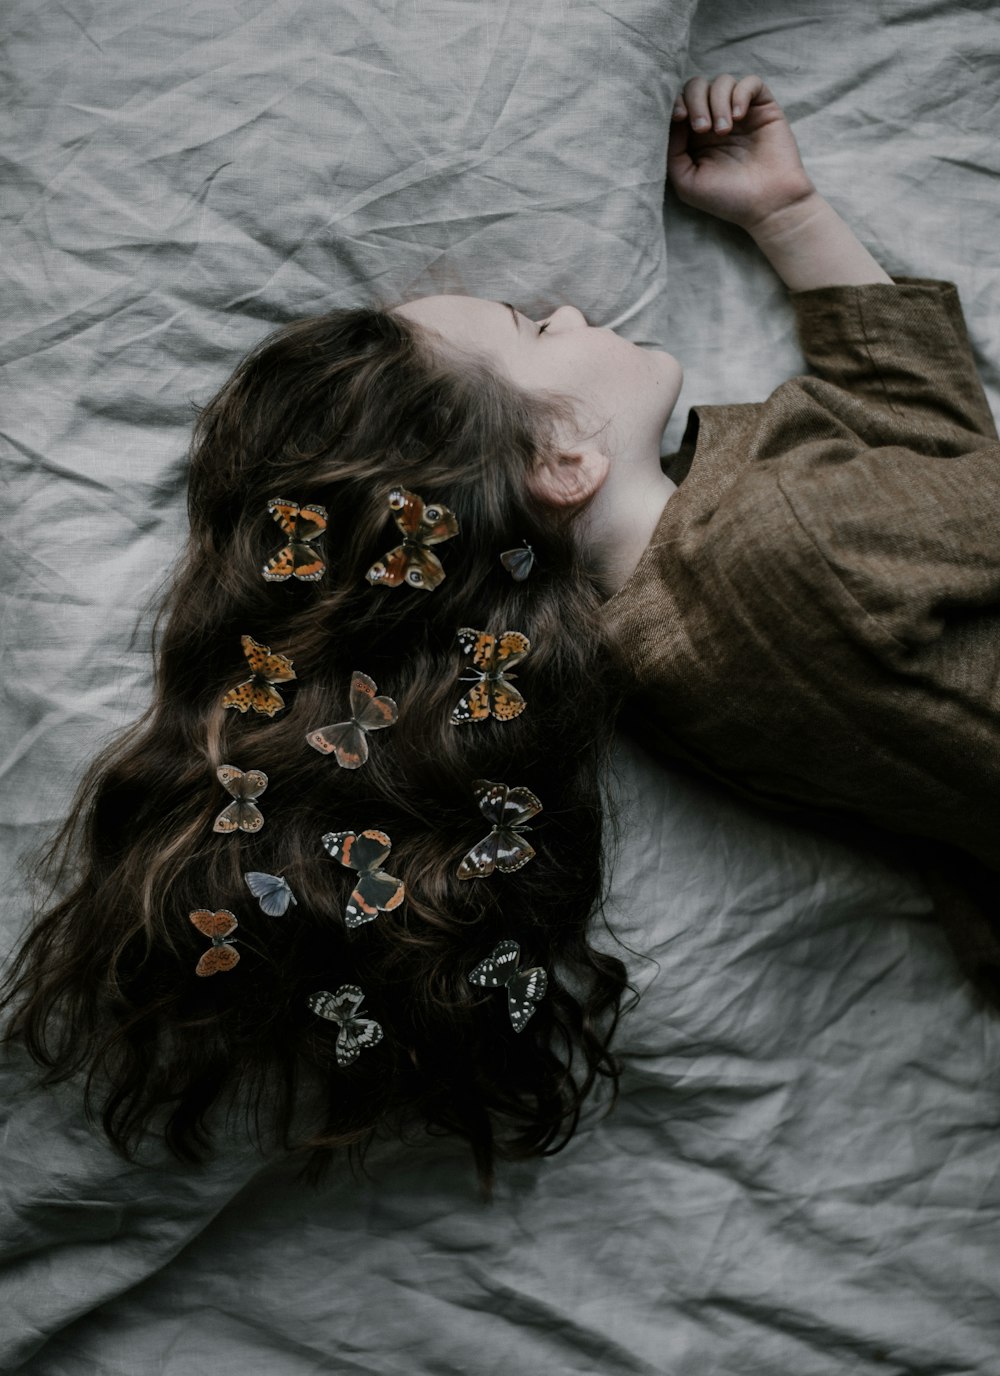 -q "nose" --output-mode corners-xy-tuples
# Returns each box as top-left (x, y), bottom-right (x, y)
(542, 304), (589, 330)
